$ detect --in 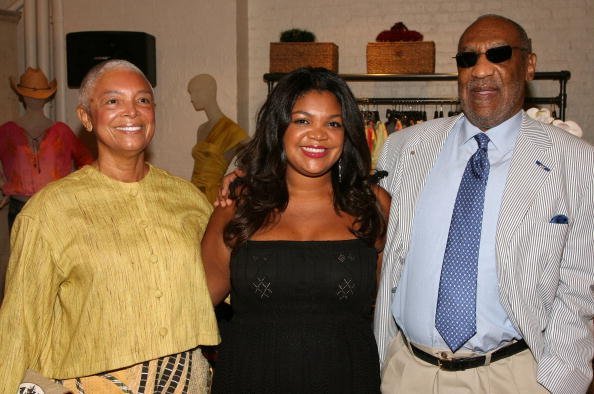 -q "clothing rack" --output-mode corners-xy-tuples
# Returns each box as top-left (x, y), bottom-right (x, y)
(263, 71), (571, 120)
